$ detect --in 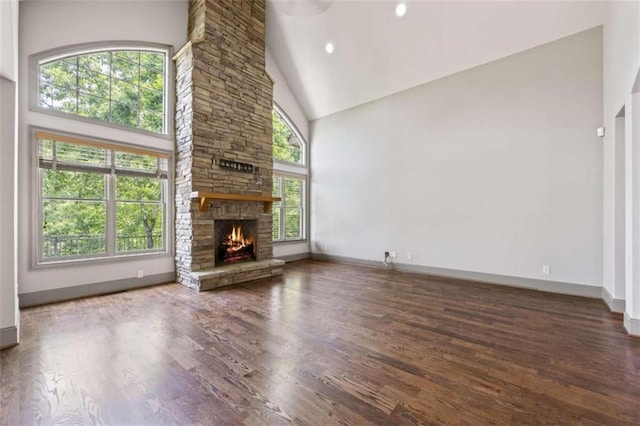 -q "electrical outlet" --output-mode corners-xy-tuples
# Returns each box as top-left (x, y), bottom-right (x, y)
(390, 251), (397, 258)
(407, 252), (413, 260)
(137, 270), (144, 278)
(542, 265), (550, 275)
